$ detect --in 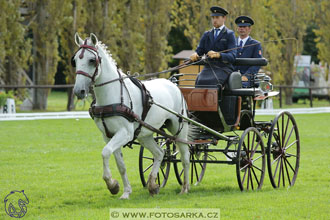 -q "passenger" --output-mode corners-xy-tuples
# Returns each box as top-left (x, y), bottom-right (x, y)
(190, 6), (236, 88)
(234, 16), (262, 88)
